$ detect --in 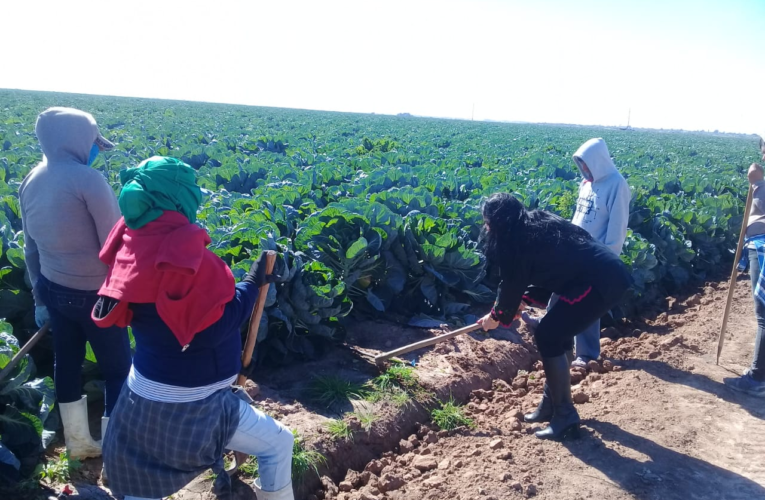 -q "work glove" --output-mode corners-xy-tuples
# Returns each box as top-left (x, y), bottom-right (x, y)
(243, 251), (279, 287)
(35, 305), (50, 328)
